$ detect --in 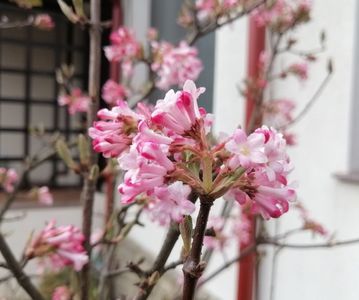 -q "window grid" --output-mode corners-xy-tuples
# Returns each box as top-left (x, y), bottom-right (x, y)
(0, 4), (88, 188)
